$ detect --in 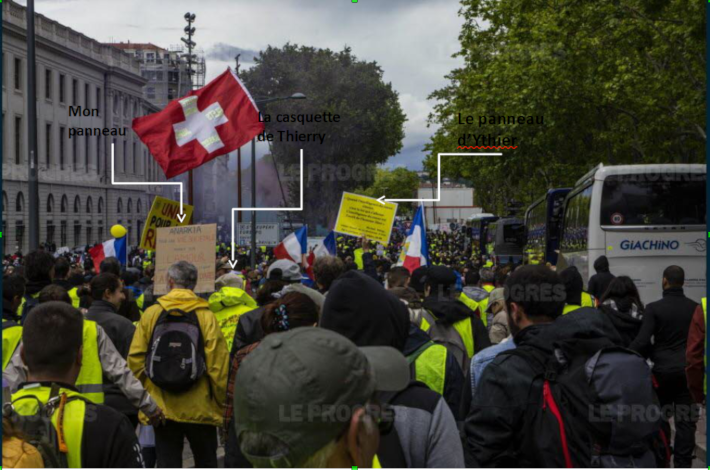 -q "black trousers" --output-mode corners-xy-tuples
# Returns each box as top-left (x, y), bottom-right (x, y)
(155, 420), (218, 468)
(655, 370), (698, 468)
